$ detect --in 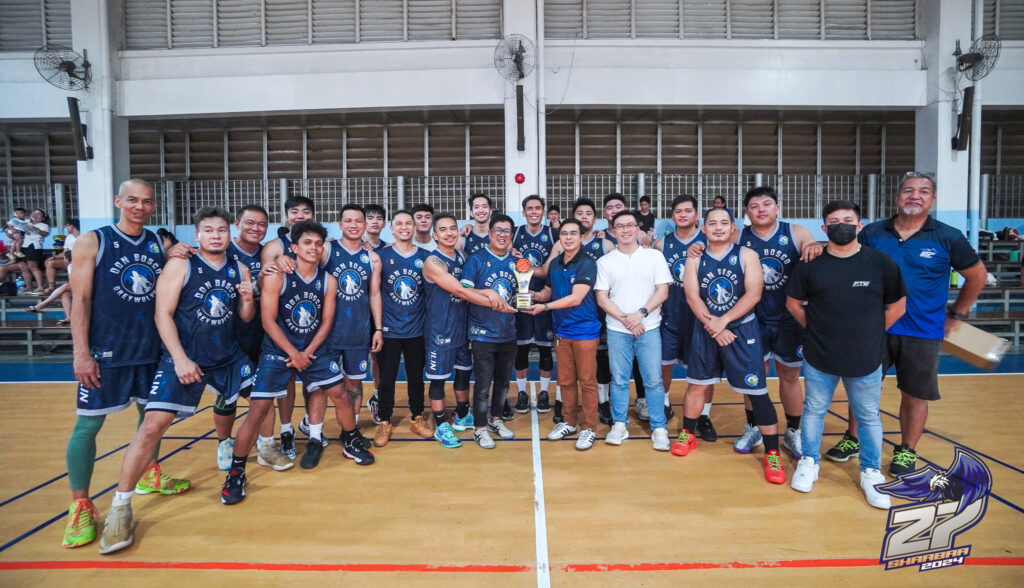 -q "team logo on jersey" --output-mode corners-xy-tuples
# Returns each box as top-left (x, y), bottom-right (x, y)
(414, 259), (424, 269)
(315, 280), (322, 290)
(728, 255), (738, 266)
(200, 288), (233, 325)
(394, 276), (418, 301)
(360, 253), (370, 264)
(241, 363), (252, 378)
(524, 251), (542, 266)
(359, 360), (368, 372)
(796, 345), (803, 358)
(148, 242), (160, 254)
(672, 259), (687, 284)
(592, 242), (600, 250)
(491, 278), (514, 302)
(919, 248), (937, 259)
(330, 361), (341, 373)
(745, 374), (759, 387)
(338, 269), (364, 299)
(289, 300), (319, 332)
(540, 233), (549, 242)
(778, 235), (789, 246)
(706, 277), (735, 311)
(227, 266), (237, 278)
(117, 263), (157, 302)
(760, 257), (784, 286)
